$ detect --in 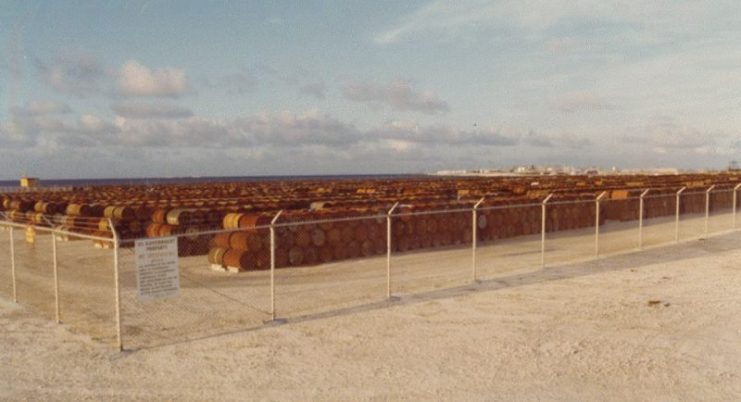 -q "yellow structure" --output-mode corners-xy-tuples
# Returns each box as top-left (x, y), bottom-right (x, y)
(25, 226), (36, 244)
(20, 177), (40, 188)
